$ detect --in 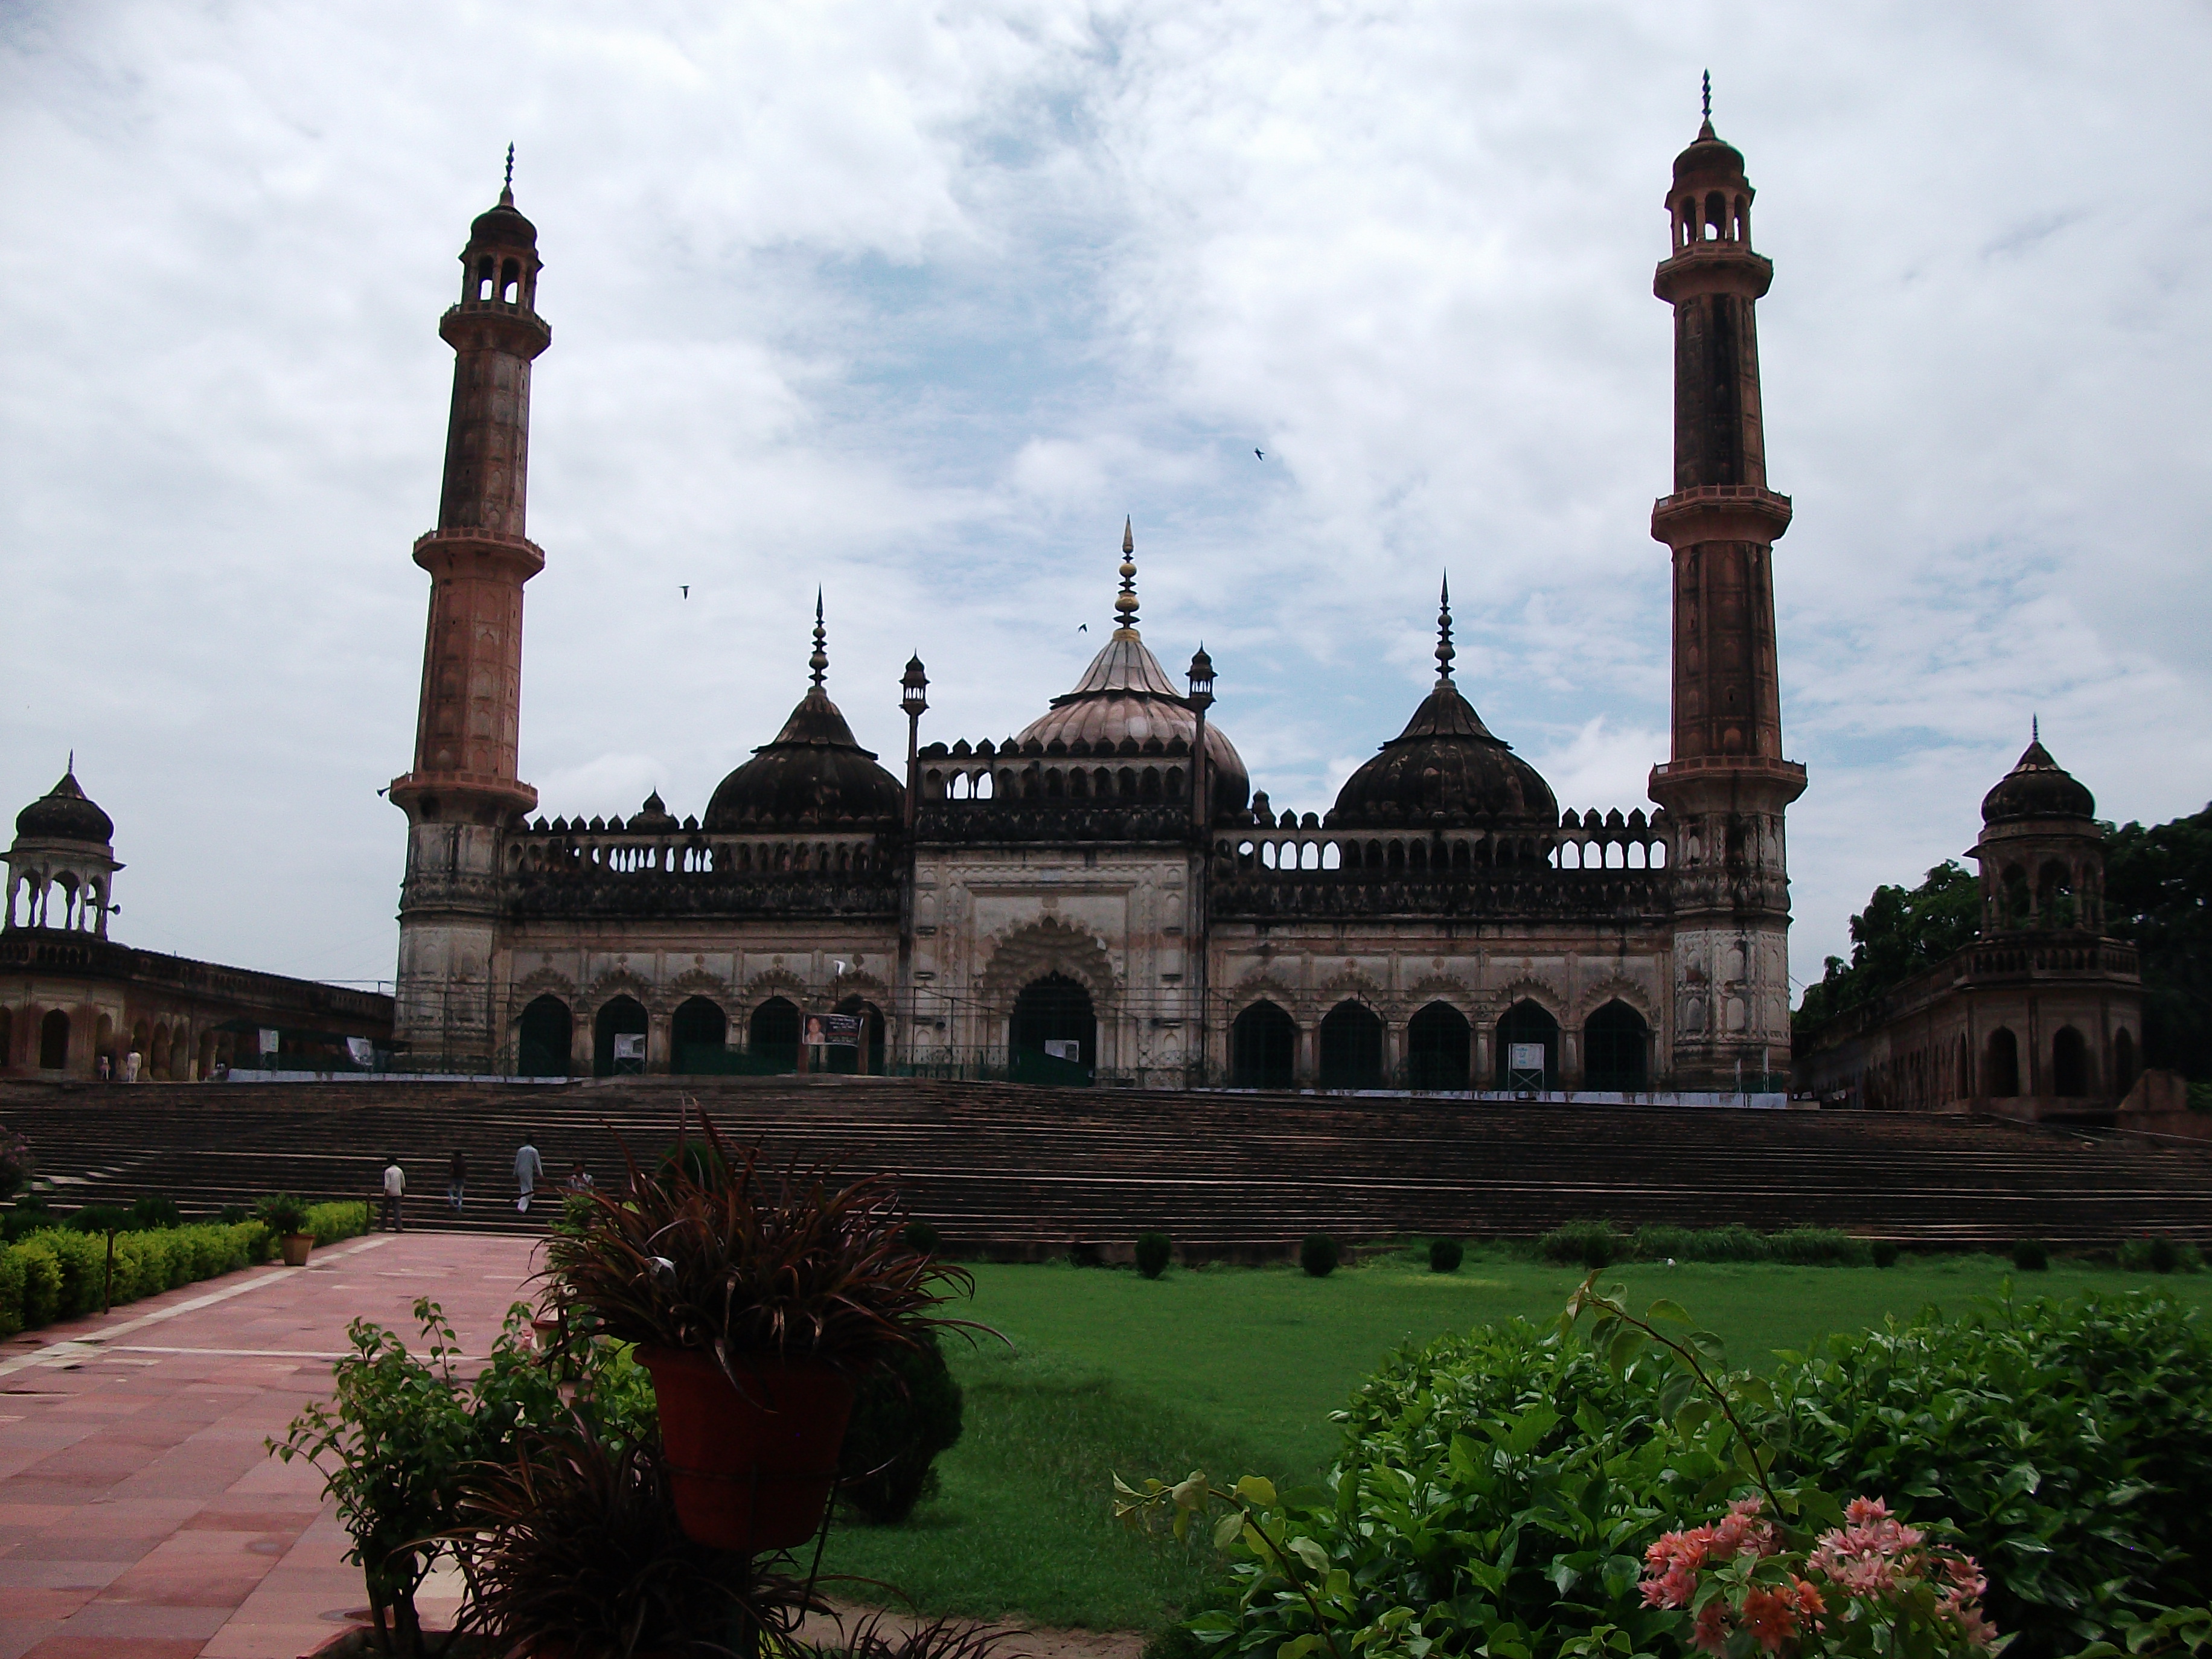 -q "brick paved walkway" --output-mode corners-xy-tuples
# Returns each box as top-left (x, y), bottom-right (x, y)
(0, 1230), (540, 1659)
